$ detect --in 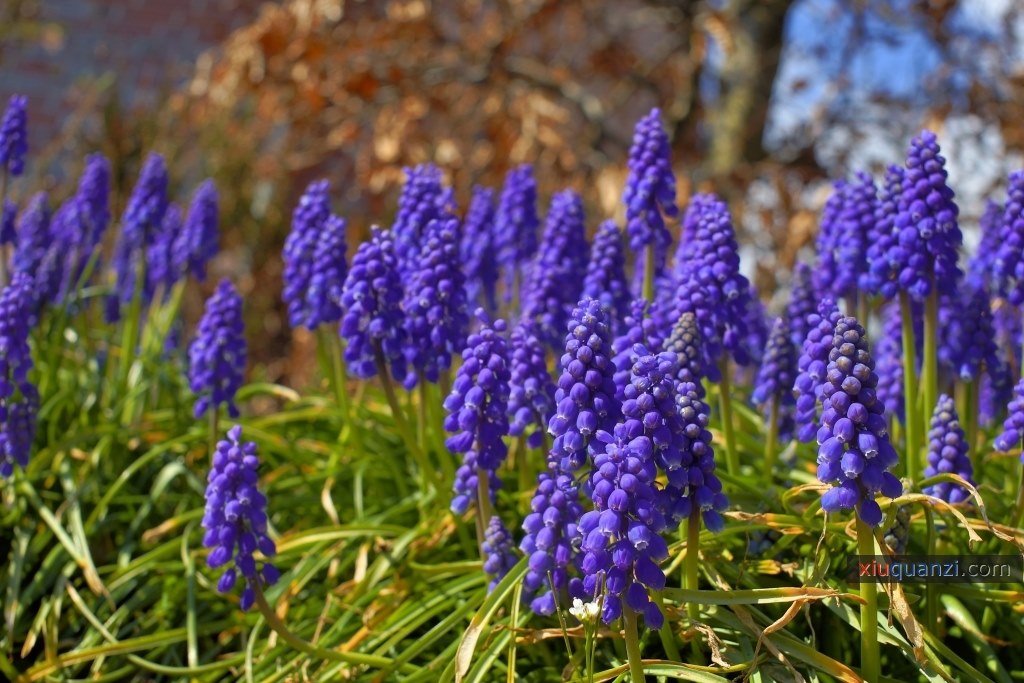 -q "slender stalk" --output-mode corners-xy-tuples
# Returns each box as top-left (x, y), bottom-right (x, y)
(651, 592), (680, 662)
(252, 581), (395, 668)
(856, 516), (880, 683)
(899, 292), (921, 481)
(923, 287), (939, 448)
(417, 375), (429, 450)
(372, 341), (432, 488)
(475, 466), (492, 554)
(317, 327), (350, 422)
(856, 294), (870, 335)
(208, 411), (219, 462)
(548, 573), (574, 660)
(685, 513), (700, 624)
(717, 358), (739, 477)
(763, 395), (780, 481)
(642, 243), (655, 303)
(621, 606), (646, 683)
